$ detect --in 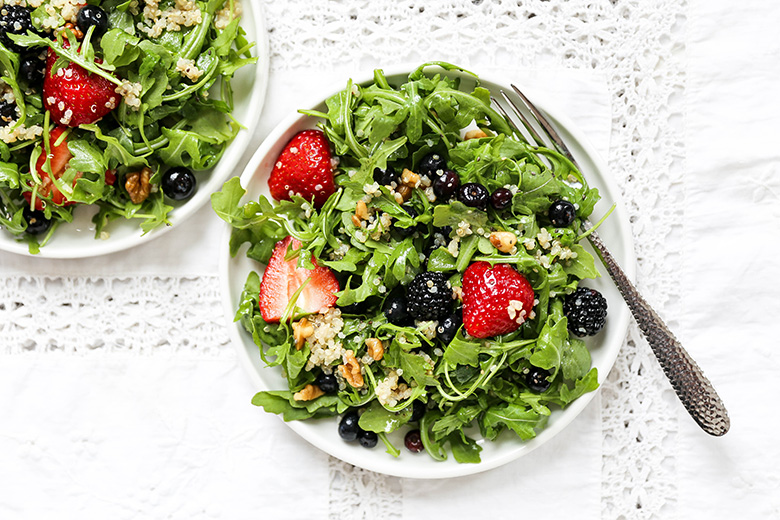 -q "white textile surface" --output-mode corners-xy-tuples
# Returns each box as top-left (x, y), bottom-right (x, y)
(0, 0), (708, 518)
(679, 0), (780, 518)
